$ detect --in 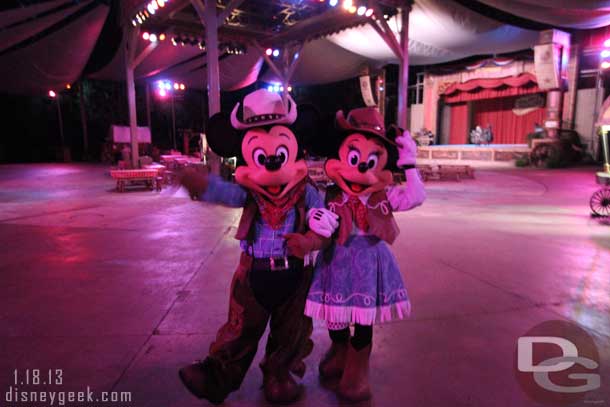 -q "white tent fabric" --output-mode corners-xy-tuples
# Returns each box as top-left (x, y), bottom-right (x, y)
(326, 0), (539, 66)
(0, 1), (109, 95)
(475, 0), (610, 30)
(0, 1), (90, 52)
(2, 0), (610, 95)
